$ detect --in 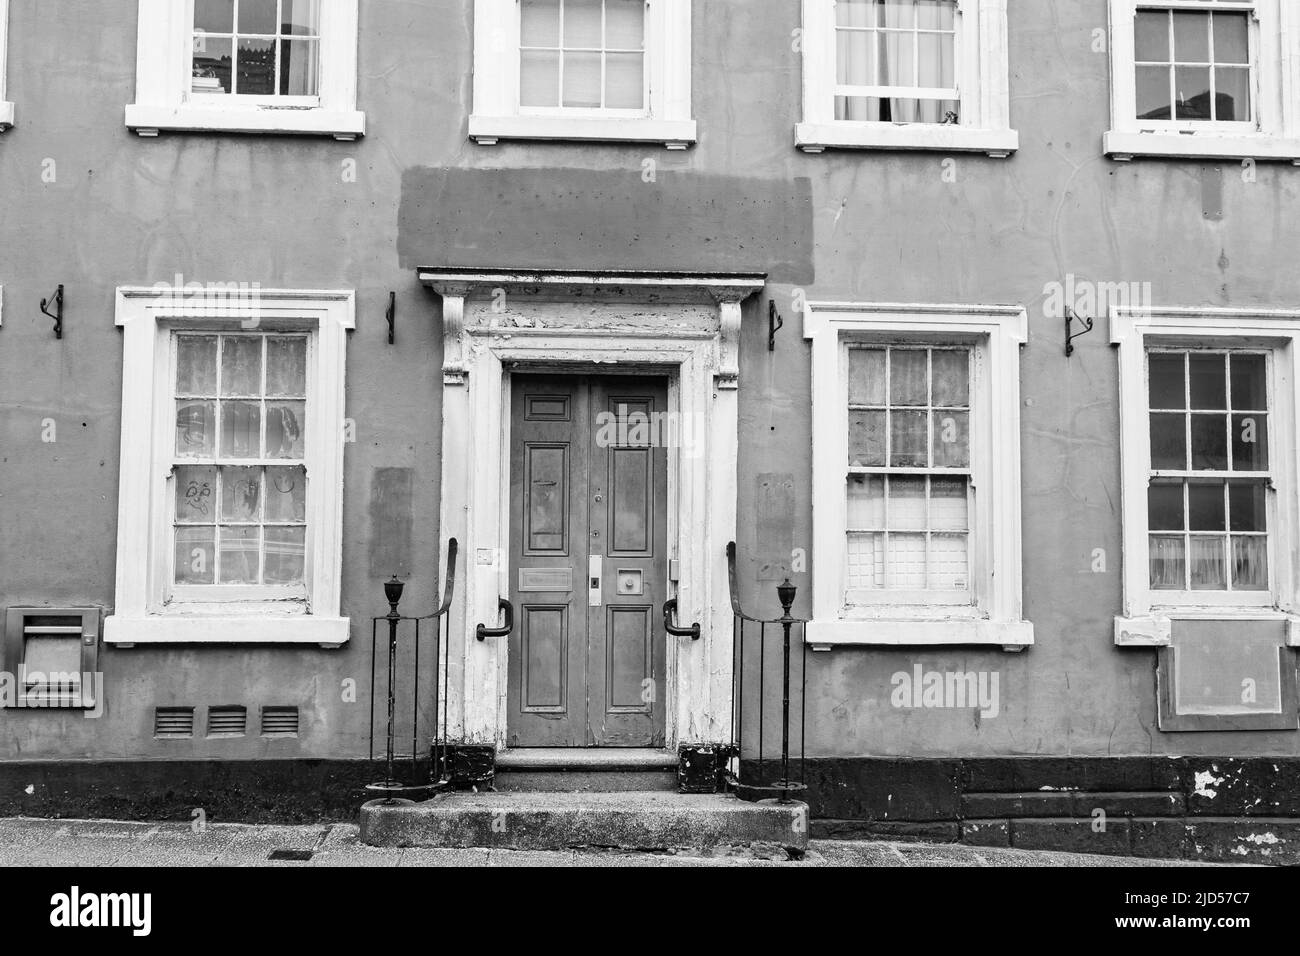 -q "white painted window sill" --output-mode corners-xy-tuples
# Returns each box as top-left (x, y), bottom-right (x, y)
(469, 114), (697, 148)
(805, 618), (1033, 651)
(125, 104), (365, 140)
(1116, 610), (1300, 647)
(1104, 129), (1300, 163)
(104, 614), (350, 648)
(795, 122), (1019, 156)
(0, 101), (13, 130)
